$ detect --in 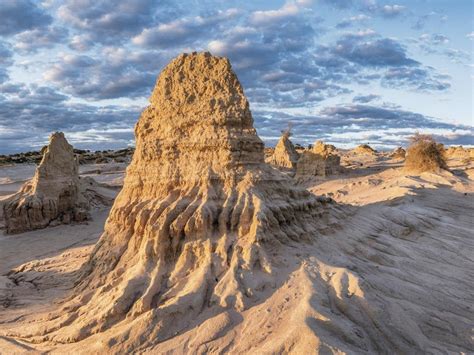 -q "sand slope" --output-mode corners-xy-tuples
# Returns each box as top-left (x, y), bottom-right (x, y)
(0, 157), (472, 353)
